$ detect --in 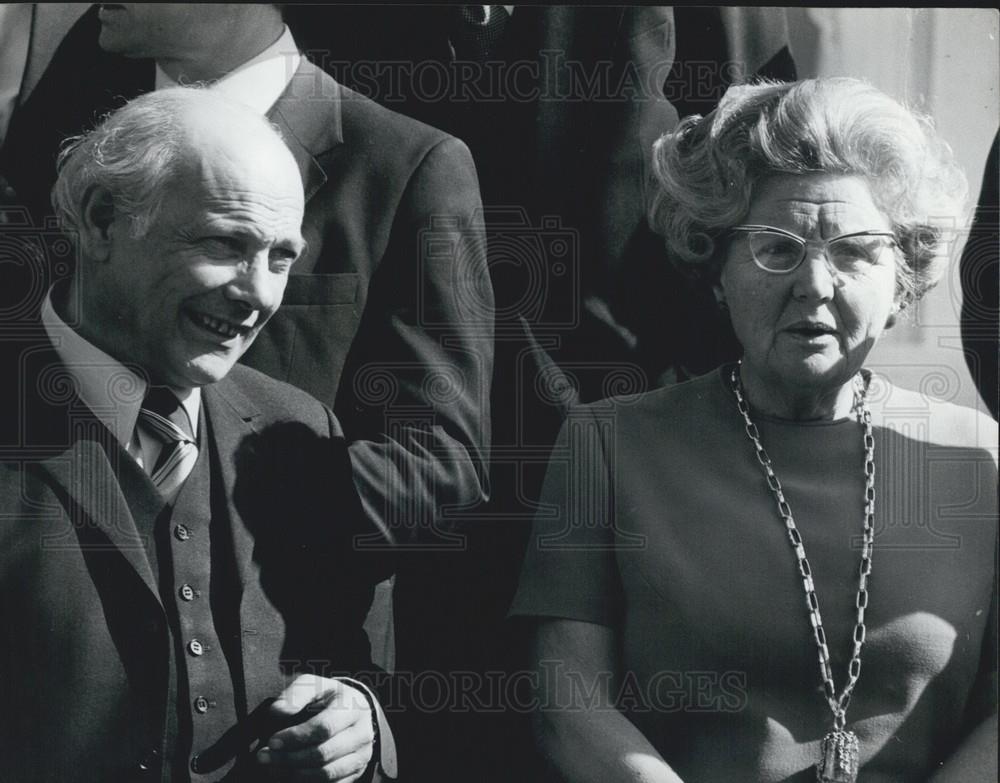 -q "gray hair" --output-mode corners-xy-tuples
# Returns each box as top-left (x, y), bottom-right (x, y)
(649, 78), (969, 309)
(52, 87), (285, 239)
